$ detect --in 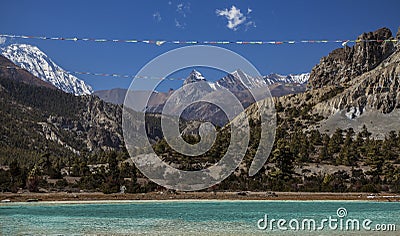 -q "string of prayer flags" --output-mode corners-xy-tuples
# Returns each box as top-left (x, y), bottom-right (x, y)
(1, 34), (398, 46)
